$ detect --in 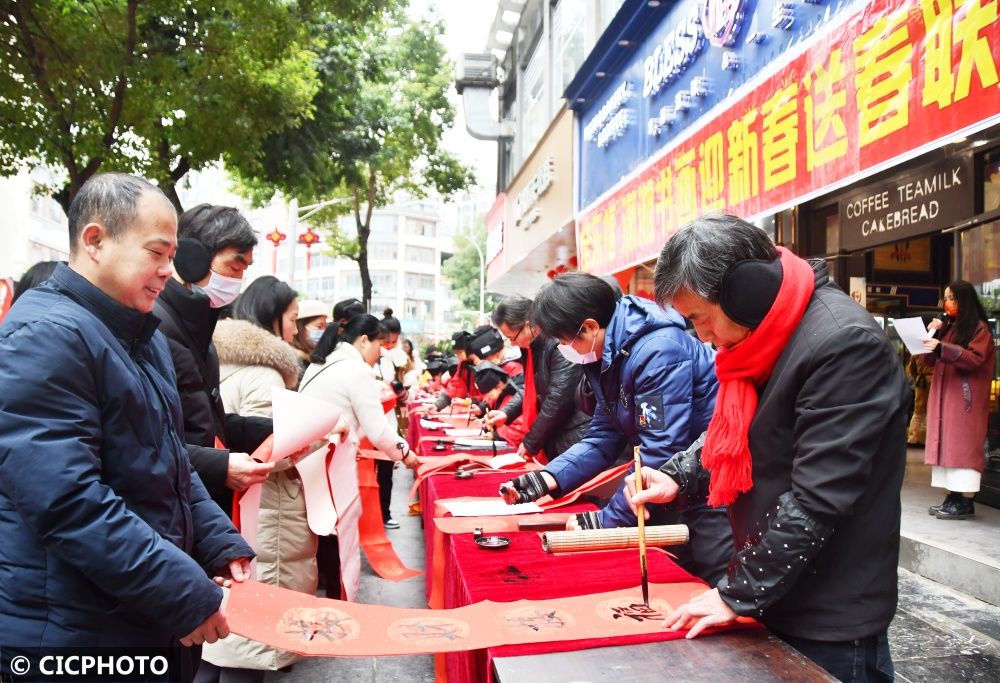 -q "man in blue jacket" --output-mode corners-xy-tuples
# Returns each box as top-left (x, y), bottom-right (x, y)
(0, 173), (253, 681)
(500, 273), (731, 584)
